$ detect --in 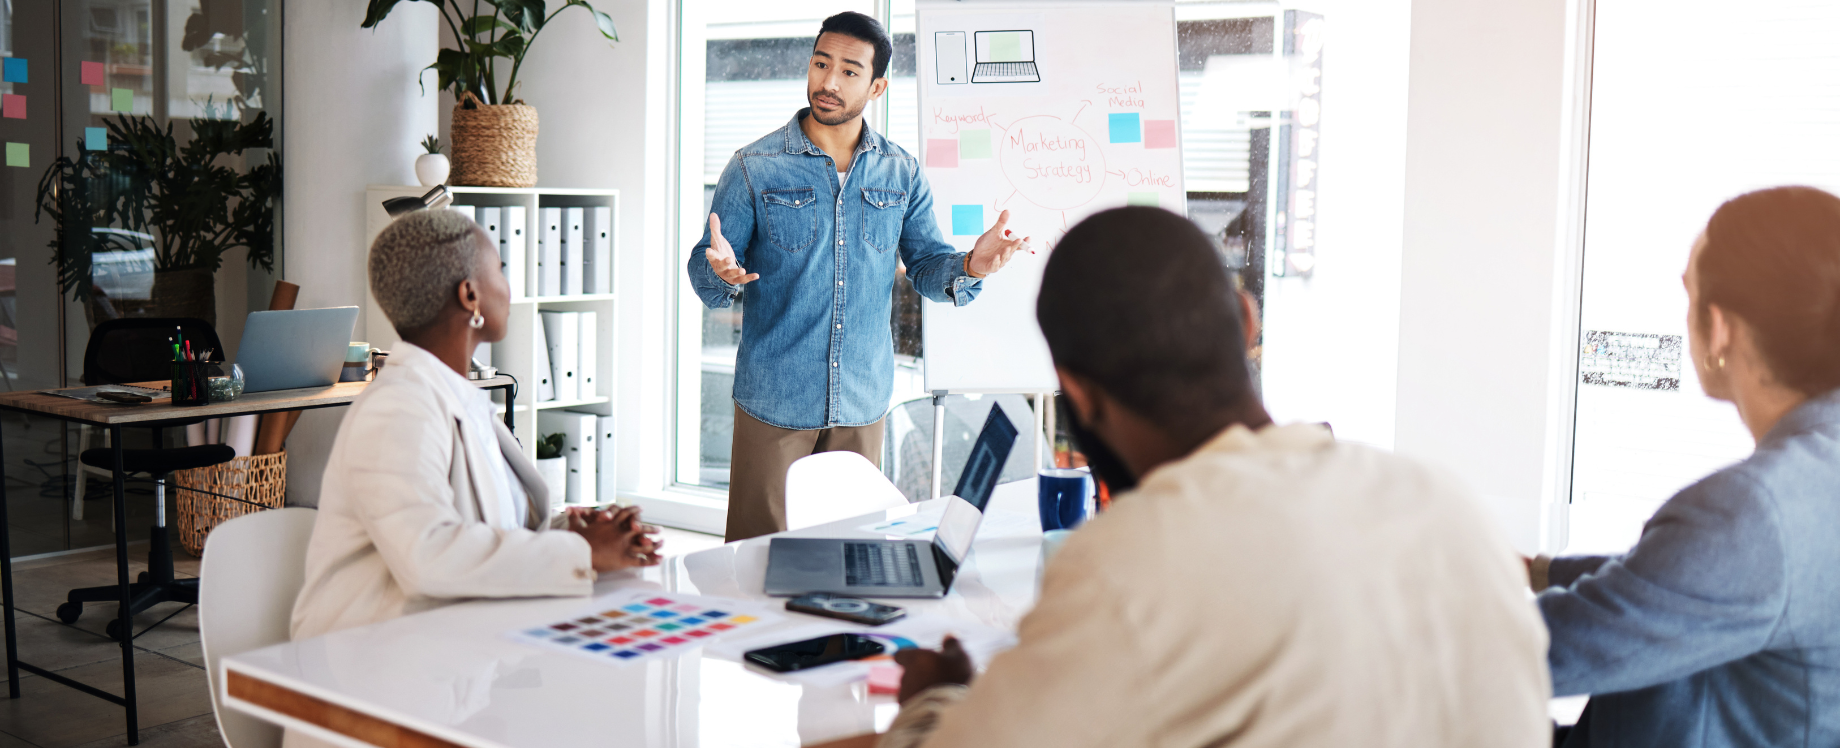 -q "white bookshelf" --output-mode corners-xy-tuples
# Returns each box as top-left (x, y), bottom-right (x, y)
(363, 186), (619, 472)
